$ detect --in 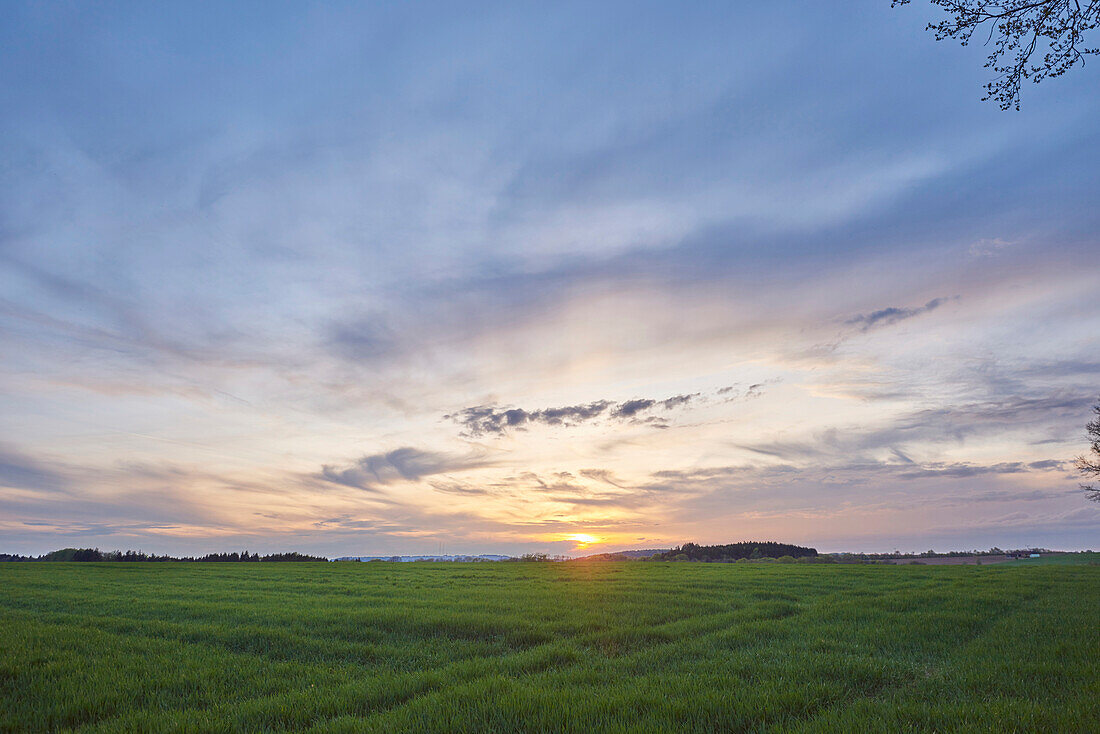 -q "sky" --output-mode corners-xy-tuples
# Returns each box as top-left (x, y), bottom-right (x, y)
(1, 1), (1098, 557)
